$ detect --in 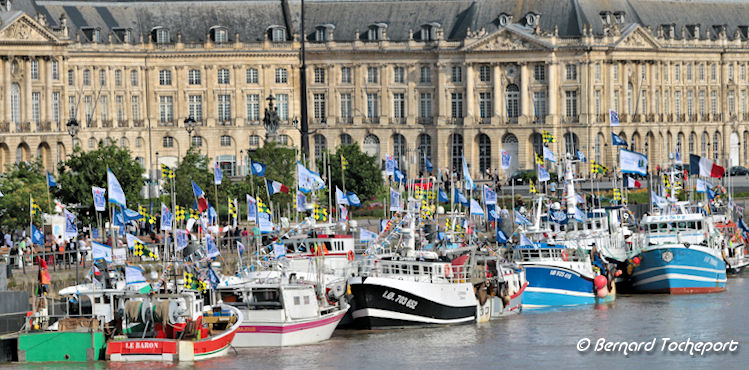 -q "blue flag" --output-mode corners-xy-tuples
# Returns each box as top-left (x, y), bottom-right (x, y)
(214, 163), (223, 185)
(65, 210), (78, 239)
(550, 210), (568, 224)
(360, 228), (377, 241)
(462, 157), (474, 190)
(251, 160), (266, 176)
(609, 109), (620, 126)
(296, 191), (307, 212)
(206, 234), (220, 258)
(247, 195), (257, 221)
(425, 156), (433, 172)
(514, 212), (531, 226)
(92, 186), (106, 212)
(31, 224), (44, 245)
(501, 150), (511, 170)
(574, 208), (587, 222)
(385, 155), (396, 175)
(47, 172), (57, 188)
(107, 168), (127, 207)
(707, 186), (717, 200)
(297, 162), (325, 193)
(125, 265), (146, 285)
(438, 188), (449, 203)
(176, 230), (188, 251)
(576, 150), (587, 163)
(519, 234), (535, 248)
(543, 146), (556, 163)
(470, 198), (484, 216)
(346, 192), (362, 206)
(611, 132), (628, 146)
(160, 203), (172, 231)
(496, 229), (508, 244)
(389, 188), (401, 211)
(453, 188), (469, 206)
(123, 208), (141, 223)
(394, 169), (406, 183)
(483, 184), (497, 205)
(92, 241), (112, 263)
(538, 166), (550, 182)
